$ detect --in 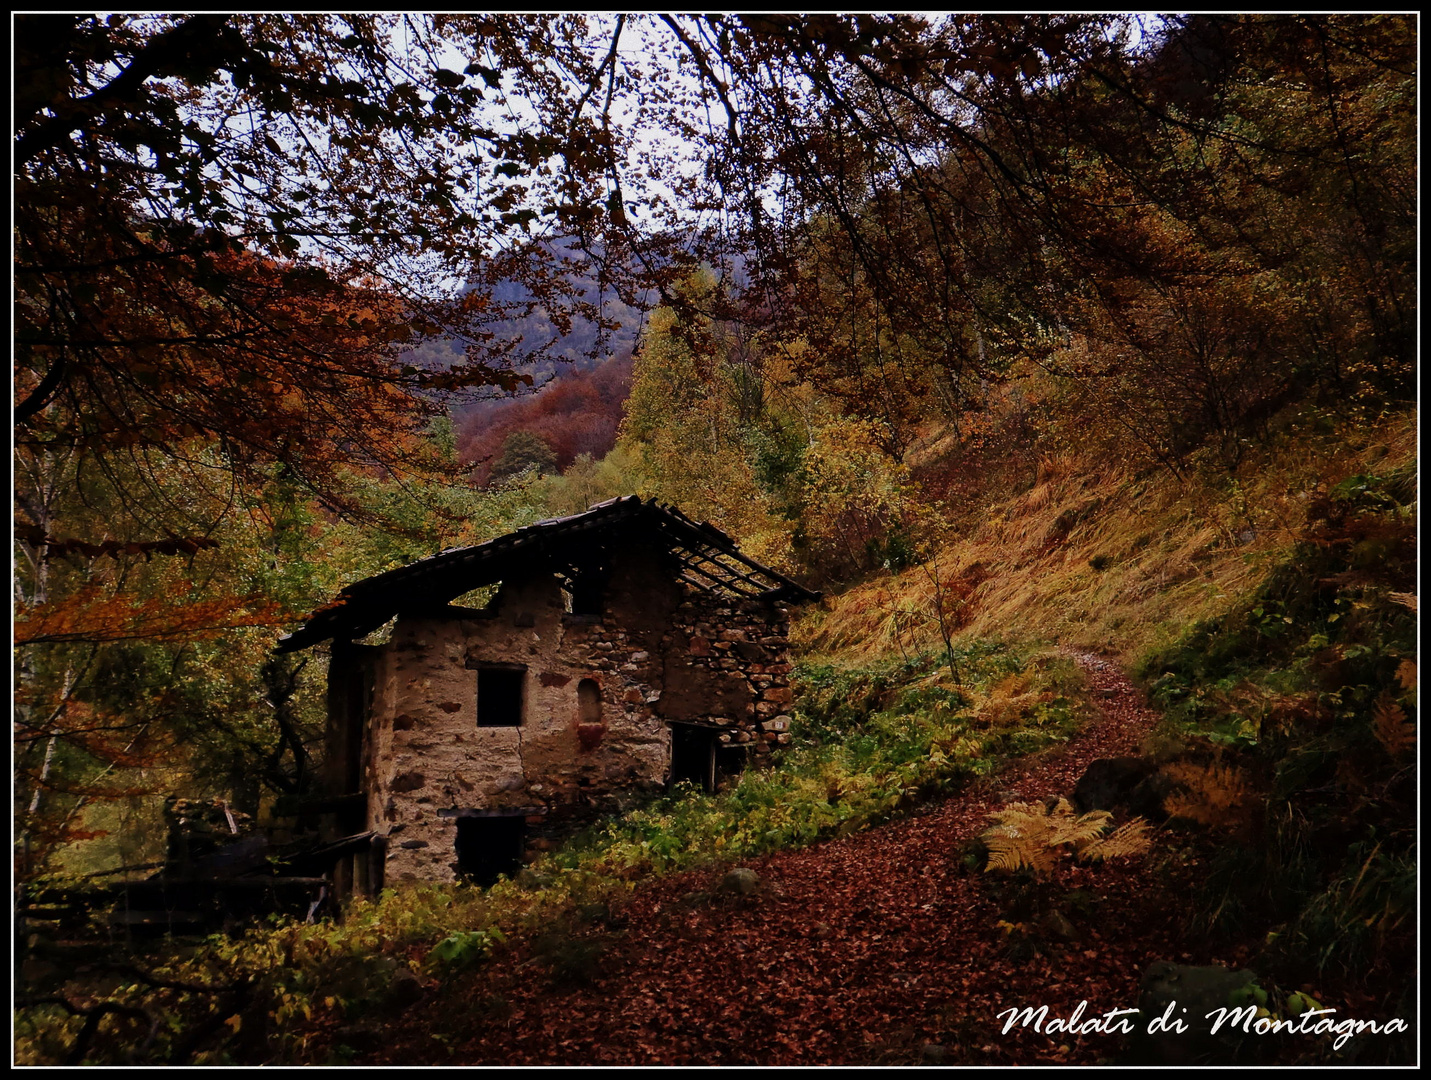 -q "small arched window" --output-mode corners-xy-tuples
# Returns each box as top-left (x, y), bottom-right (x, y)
(577, 679), (602, 725)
